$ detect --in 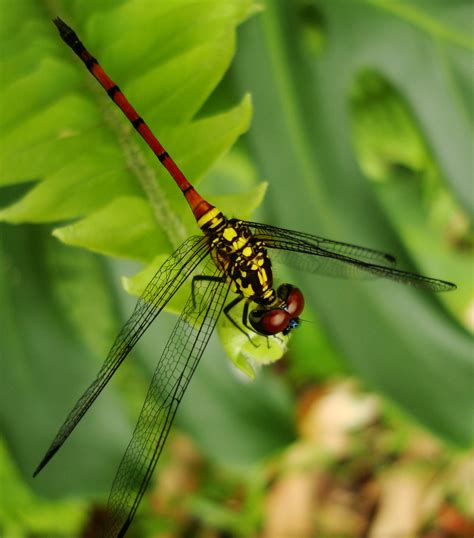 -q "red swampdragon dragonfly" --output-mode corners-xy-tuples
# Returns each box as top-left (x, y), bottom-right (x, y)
(34, 18), (456, 537)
